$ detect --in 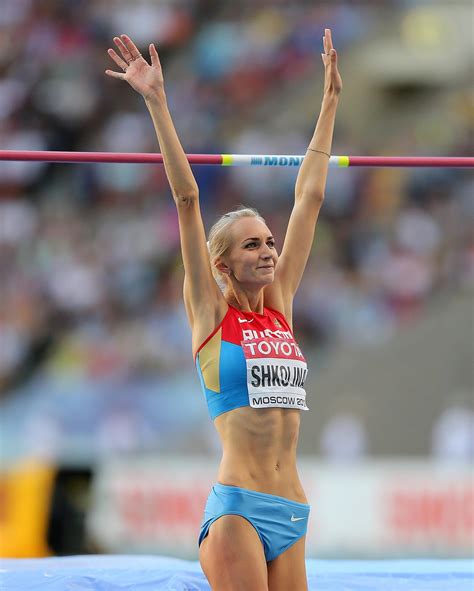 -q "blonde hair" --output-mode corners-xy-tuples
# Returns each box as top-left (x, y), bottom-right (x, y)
(207, 206), (266, 292)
